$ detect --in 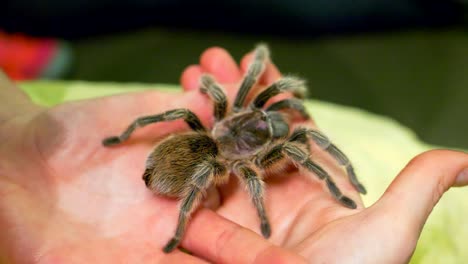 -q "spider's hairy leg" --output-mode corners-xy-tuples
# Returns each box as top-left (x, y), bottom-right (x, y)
(257, 142), (357, 209)
(266, 98), (310, 120)
(289, 128), (367, 194)
(233, 162), (271, 238)
(199, 74), (228, 121)
(252, 76), (307, 109)
(283, 143), (357, 208)
(102, 109), (205, 146)
(163, 159), (227, 253)
(233, 44), (269, 112)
